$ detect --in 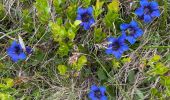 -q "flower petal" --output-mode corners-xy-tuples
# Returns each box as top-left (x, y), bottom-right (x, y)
(130, 20), (138, 27)
(135, 7), (144, 16)
(11, 41), (18, 48)
(118, 32), (126, 42)
(83, 22), (91, 30)
(26, 46), (32, 54)
(140, 0), (149, 7)
(99, 86), (106, 95)
(100, 96), (108, 100)
(87, 7), (93, 15)
(11, 55), (19, 62)
(151, 10), (160, 17)
(150, 1), (159, 10)
(126, 36), (136, 44)
(18, 52), (26, 60)
(88, 91), (96, 100)
(76, 15), (82, 20)
(107, 37), (116, 43)
(121, 44), (129, 52)
(134, 29), (143, 38)
(89, 18), (95, 25)
(77, 7), (86, 15)
(112, 51), (122, 59)
(90, 85), (98, 91)
(120, 23), (129, 30)
(143, 15), (152, 23)
(105, 48), (113, 55)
